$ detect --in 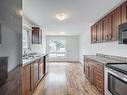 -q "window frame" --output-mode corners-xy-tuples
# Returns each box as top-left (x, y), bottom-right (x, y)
(22, 26), (31, 49)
